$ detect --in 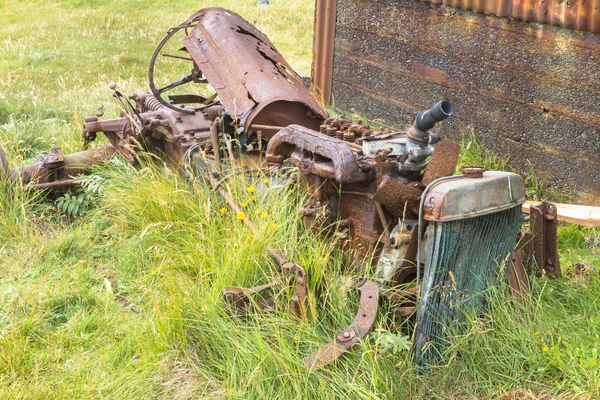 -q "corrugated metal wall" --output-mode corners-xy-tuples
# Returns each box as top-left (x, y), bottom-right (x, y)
(423, 0), (600, 33)
(328, 0), (600, 204)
